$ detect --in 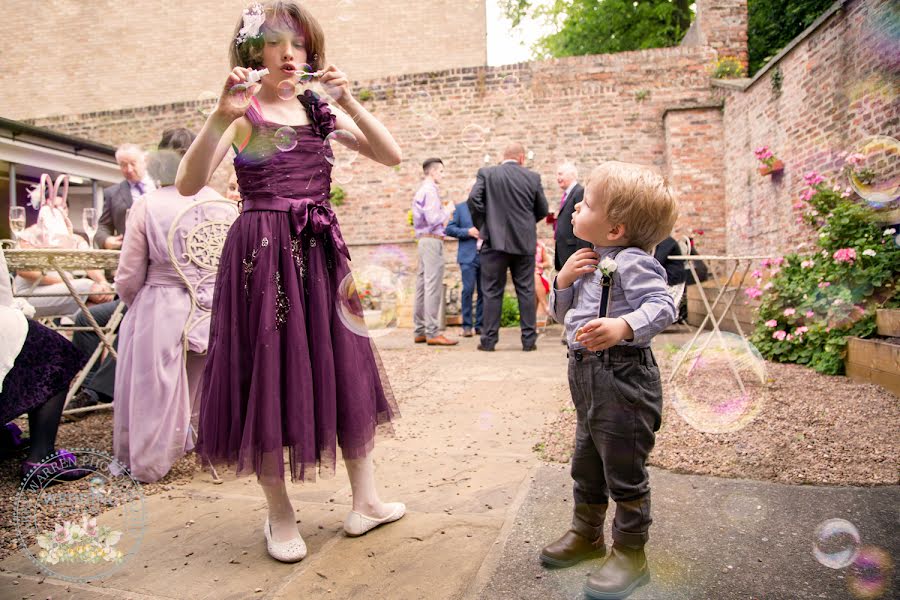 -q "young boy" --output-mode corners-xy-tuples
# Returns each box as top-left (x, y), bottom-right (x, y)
(540, 162), (678, 599)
